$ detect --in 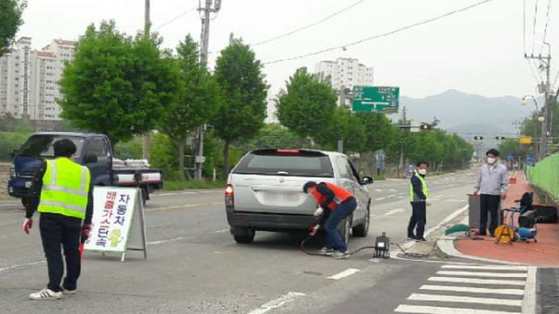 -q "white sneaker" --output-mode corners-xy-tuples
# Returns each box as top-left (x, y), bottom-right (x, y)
(332, 251), (350, 259)
(62, 288), (76, 295)
(319, 247), (335, 256)
(29, 288), (63, 300)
